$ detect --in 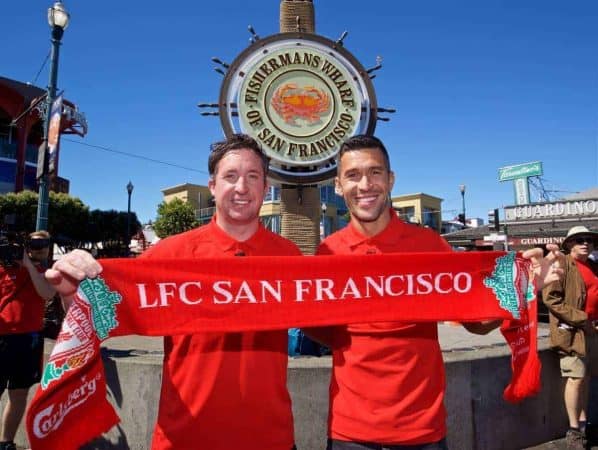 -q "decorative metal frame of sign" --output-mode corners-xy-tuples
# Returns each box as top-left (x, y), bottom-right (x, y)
(219, 32), (378, 184)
